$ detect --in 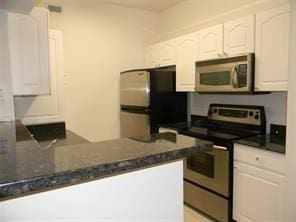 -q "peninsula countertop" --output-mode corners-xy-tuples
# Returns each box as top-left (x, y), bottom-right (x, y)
(0, 121), (212, 200)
